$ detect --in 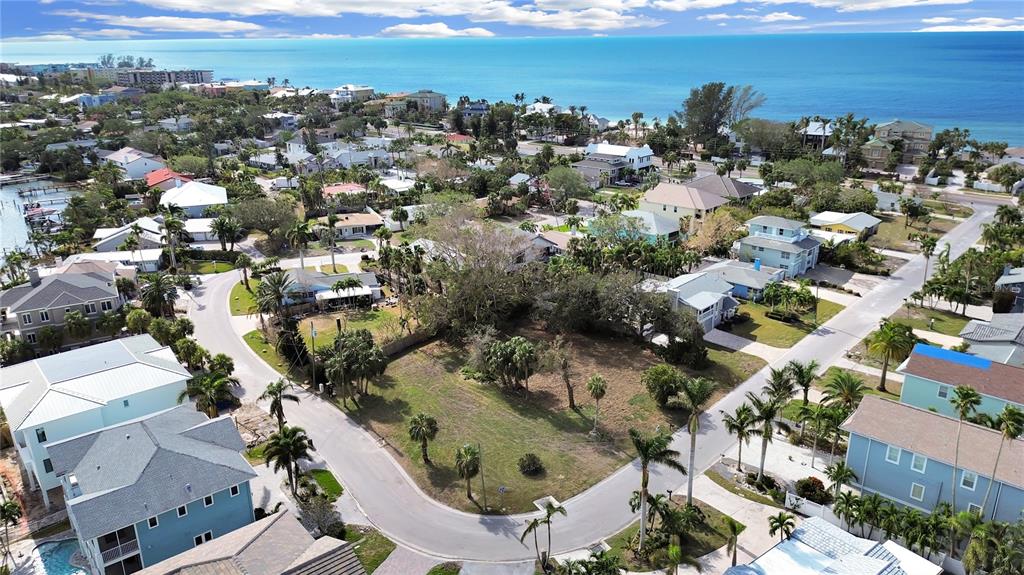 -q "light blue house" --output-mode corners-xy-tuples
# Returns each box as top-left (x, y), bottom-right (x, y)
(647, 272), (739, 332)
(958, 313), (1024, 367)
(47, 405), (257, 574)
(735, 216), (820, 279)
(994, 265), (1024, 313)
(843, 395), (1023, 523)
(621, 210), (682, 244)
(702, 259), (785, 301)
(896, 344), (1024, 418)
(0, 335), (190, 508)
(284, 269), (383, 307)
